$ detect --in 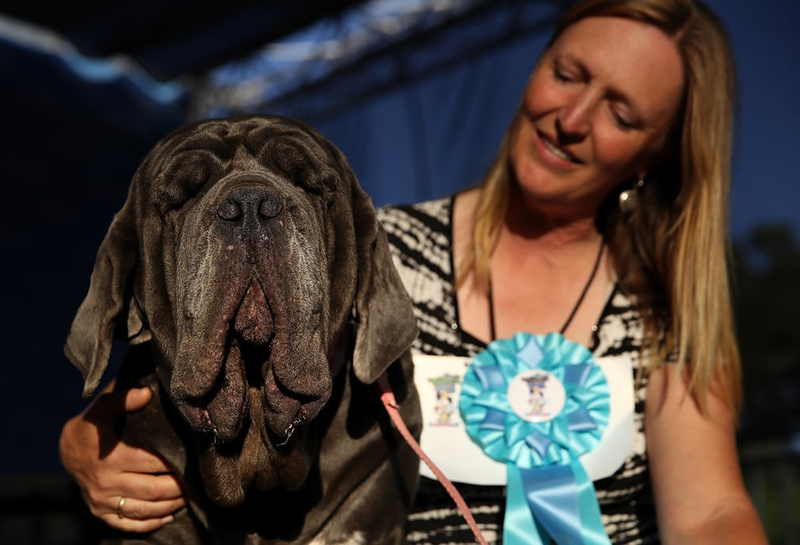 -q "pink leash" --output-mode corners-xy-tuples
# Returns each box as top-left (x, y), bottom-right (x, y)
(376, 373), (489, 545)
